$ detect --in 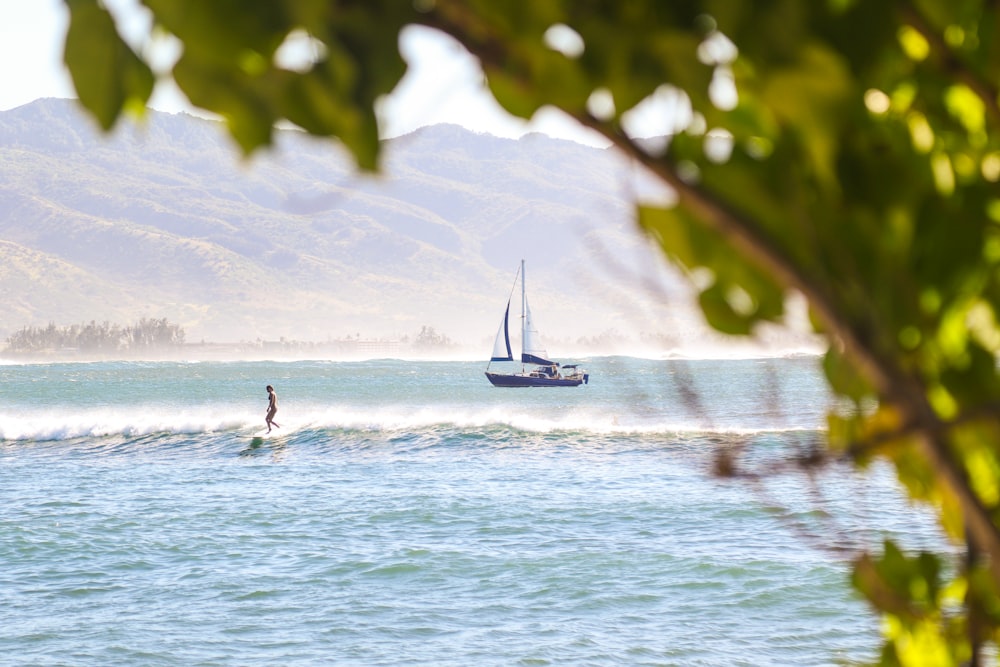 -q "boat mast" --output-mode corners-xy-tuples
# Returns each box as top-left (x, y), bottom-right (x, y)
(521, 259), (526, 371)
